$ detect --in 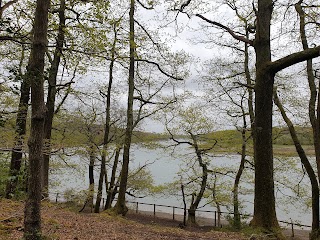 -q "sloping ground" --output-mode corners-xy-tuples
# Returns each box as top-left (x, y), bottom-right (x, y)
(0, 199), (246, 240)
